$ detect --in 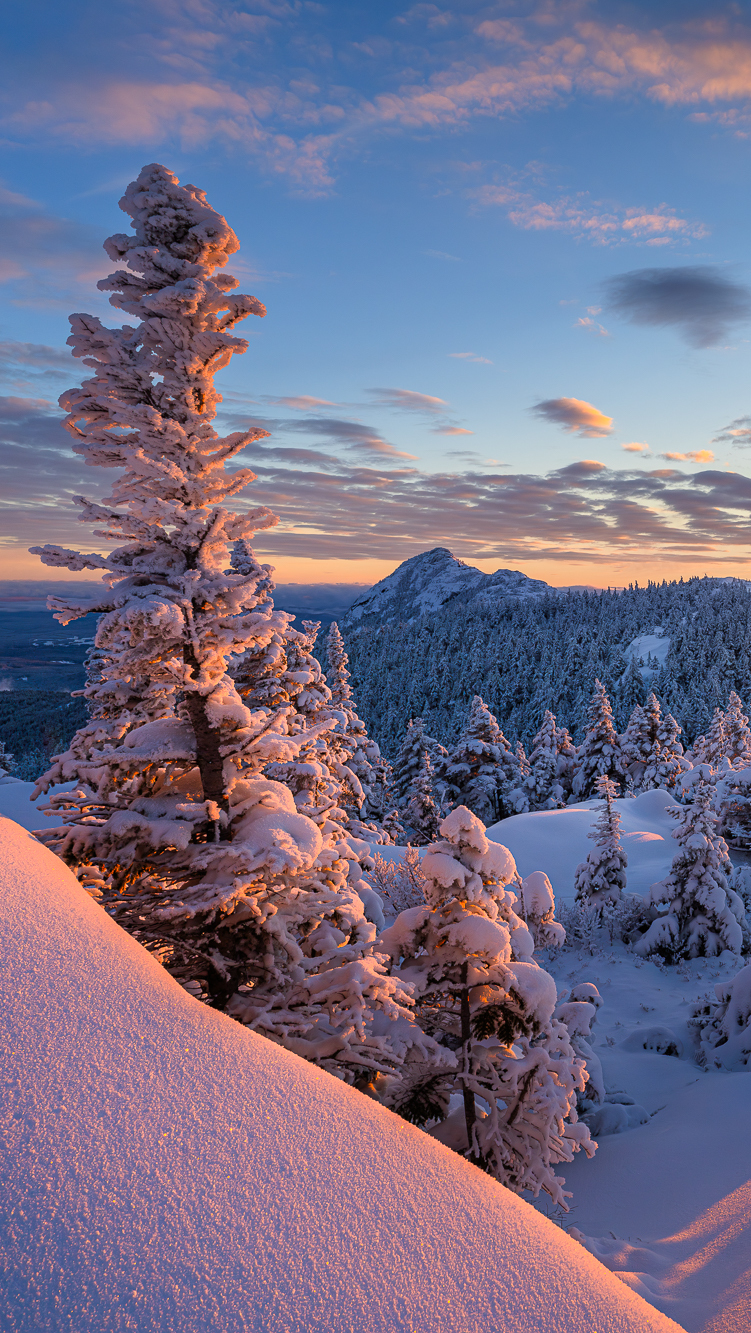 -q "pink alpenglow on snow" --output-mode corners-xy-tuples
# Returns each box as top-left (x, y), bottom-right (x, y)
(0, 817), (682, 1333)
